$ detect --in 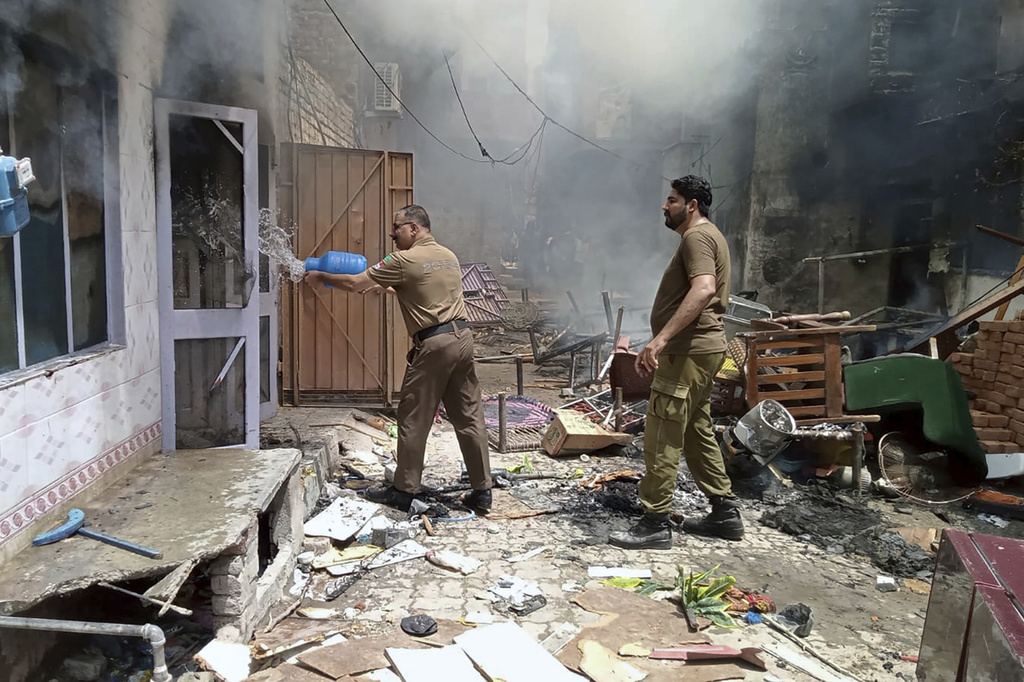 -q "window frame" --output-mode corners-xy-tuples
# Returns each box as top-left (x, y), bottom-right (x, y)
(0, 32), (123, 387)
